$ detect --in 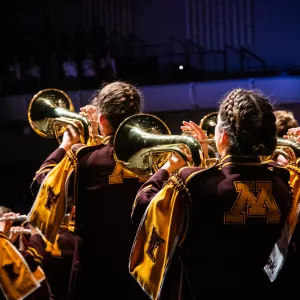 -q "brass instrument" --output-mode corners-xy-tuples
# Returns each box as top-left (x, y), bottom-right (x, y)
(199, 112), (218, 138)
(0, 214), (28, 222)
(268, 137), (300, 164)
(114, 114), (201, 176)
(277, 137), (300, 157)
(28, 88), (101, 145)
(199, 112), (219, 166)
